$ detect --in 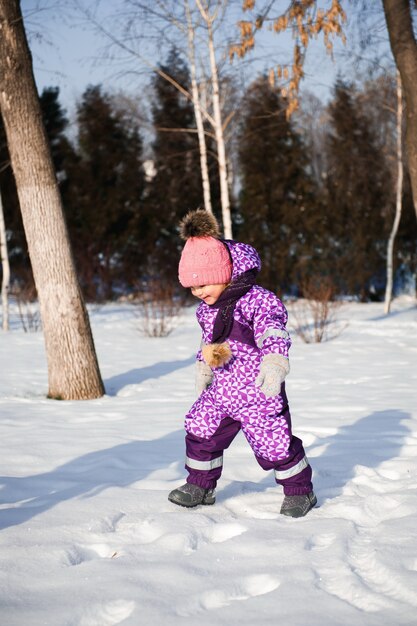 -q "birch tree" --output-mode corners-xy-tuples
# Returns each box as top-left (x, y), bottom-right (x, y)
(78, 0), (234, 236)
(0, 186), (10, 331)
(384, 72), (404, 314)
(185, 0), (213, 214)
(195, 0), (233, 238)
(0, 0), (104, 399)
